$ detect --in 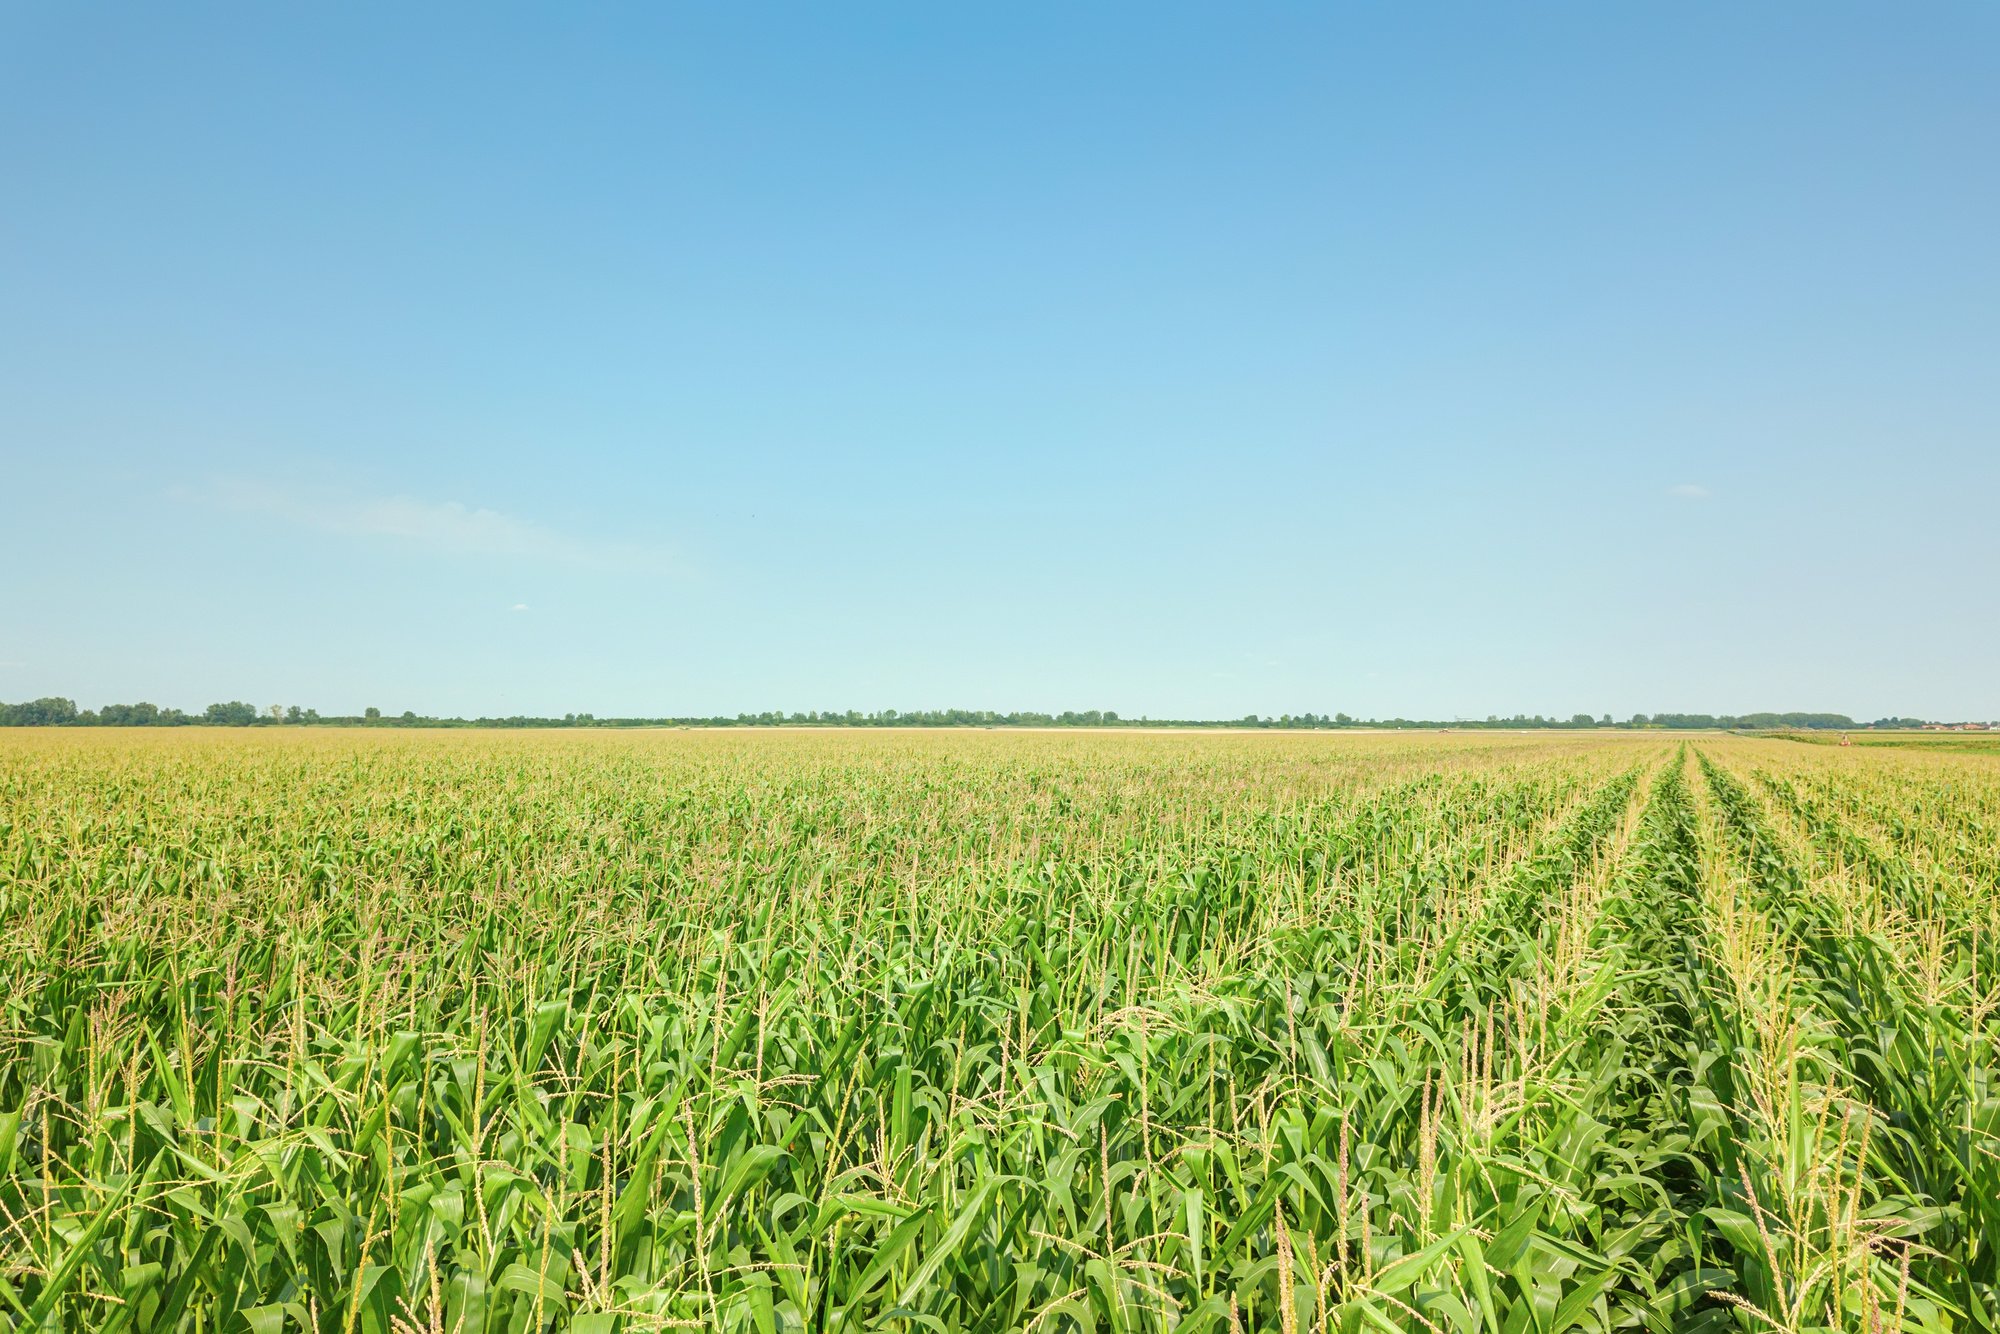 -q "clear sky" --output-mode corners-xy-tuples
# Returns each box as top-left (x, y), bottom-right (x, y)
(4, 3), (1996, 721)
